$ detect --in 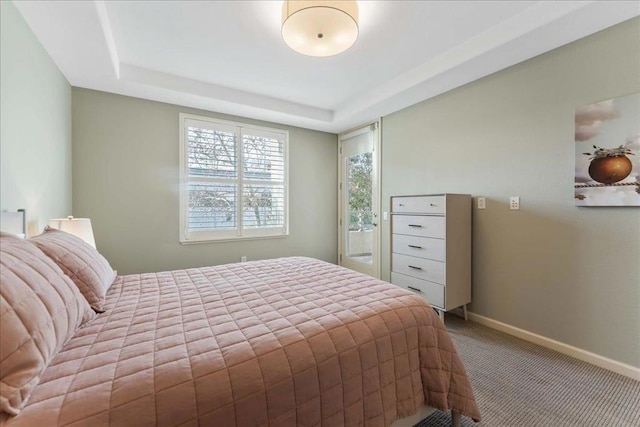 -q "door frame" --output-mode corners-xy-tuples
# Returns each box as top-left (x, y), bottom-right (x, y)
(337, 119), (382, 278)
